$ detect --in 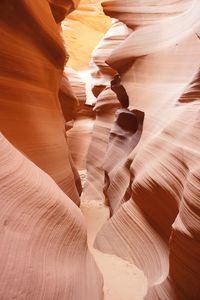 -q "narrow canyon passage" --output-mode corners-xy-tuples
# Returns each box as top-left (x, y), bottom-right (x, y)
(81, 201), (147, 300)
(0, 1), (200, 300)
